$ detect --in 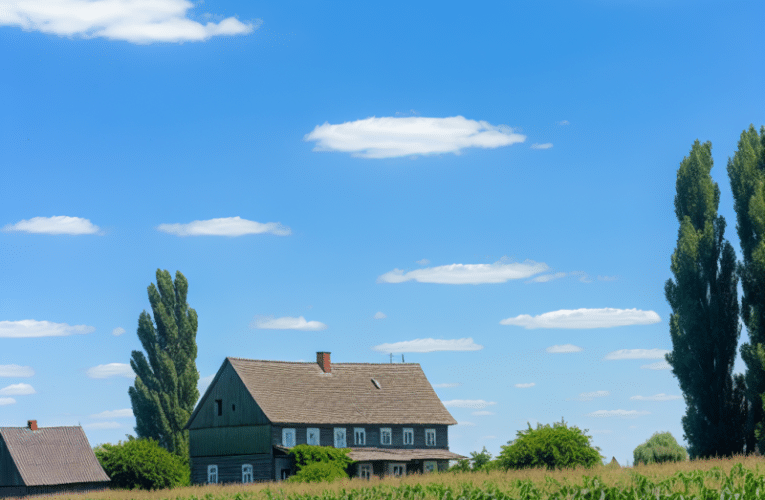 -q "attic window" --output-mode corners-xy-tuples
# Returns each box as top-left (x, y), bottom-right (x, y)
(371, 378), (381, 389)
(215, 399), (222, 416)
